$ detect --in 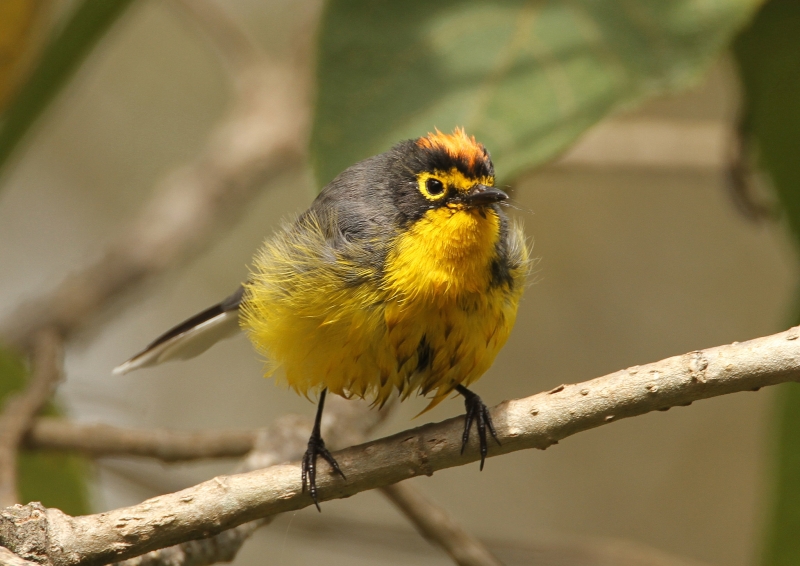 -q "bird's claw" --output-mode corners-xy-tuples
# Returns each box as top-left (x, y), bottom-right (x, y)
(301, 433), (346, 511)
(456, 385), (500, 470)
